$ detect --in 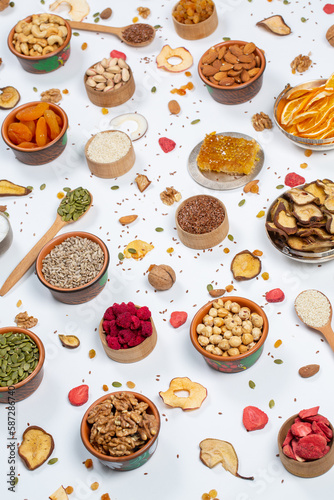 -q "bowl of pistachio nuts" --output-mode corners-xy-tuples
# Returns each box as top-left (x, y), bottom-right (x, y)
(0, 327), (45, 403)
(35, 231), (110, 305)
